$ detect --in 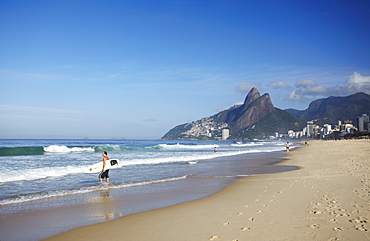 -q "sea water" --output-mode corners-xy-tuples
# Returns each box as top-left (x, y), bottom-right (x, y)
(0, 139), (291, 206)
(0, 139), (296, 240)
